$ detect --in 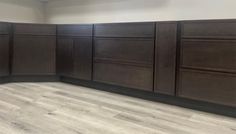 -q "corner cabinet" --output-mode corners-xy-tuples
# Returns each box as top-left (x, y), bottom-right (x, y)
(12, 24), (56, 75)
(57, 25), (93, 80)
